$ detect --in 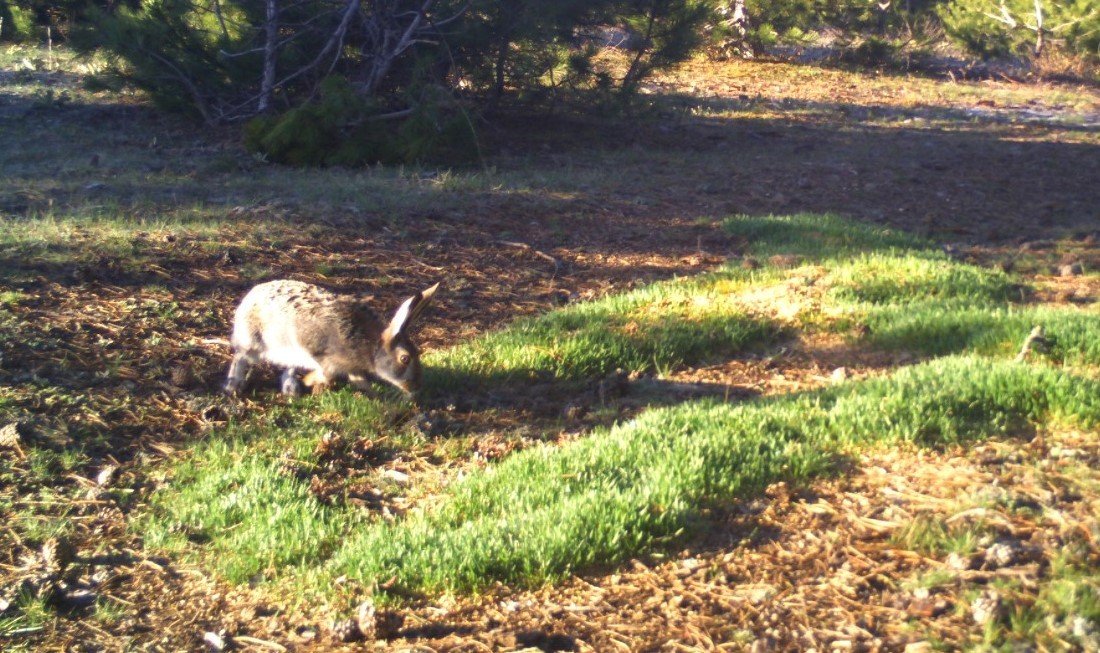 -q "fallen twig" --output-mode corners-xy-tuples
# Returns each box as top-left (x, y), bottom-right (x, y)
(496, 240), (561, 276)
(233, 635), (288, 652)
(1014, 325), (1045, 362)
